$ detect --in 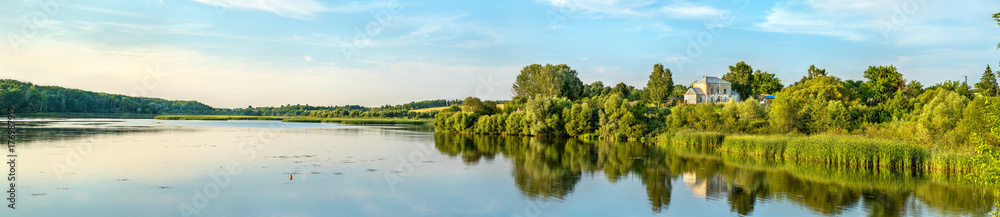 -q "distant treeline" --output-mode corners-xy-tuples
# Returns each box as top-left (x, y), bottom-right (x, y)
(0, 79), (469, 118)
(0, 79), (213, 114)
